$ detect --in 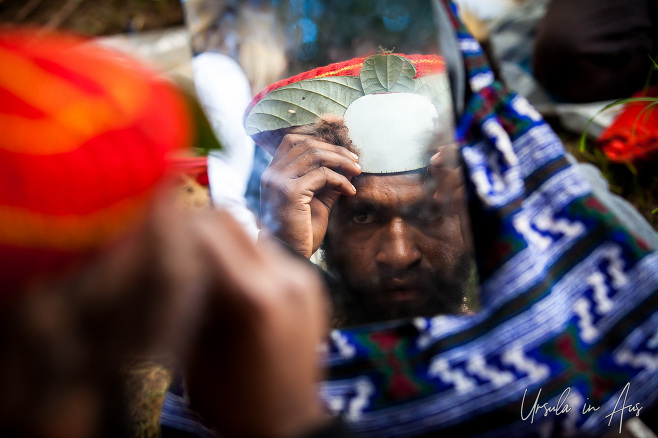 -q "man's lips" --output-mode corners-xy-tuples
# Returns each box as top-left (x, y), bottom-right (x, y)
(384, 280), (421, 301)
(389, 288), (418, 302)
